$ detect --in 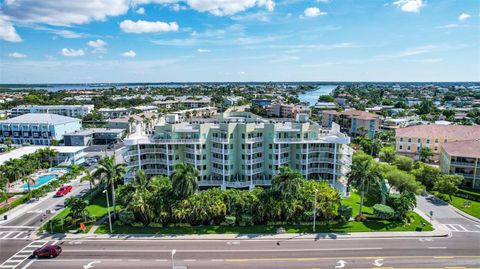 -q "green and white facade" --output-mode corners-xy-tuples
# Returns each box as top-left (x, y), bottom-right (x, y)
(124, 112), (352, 195)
